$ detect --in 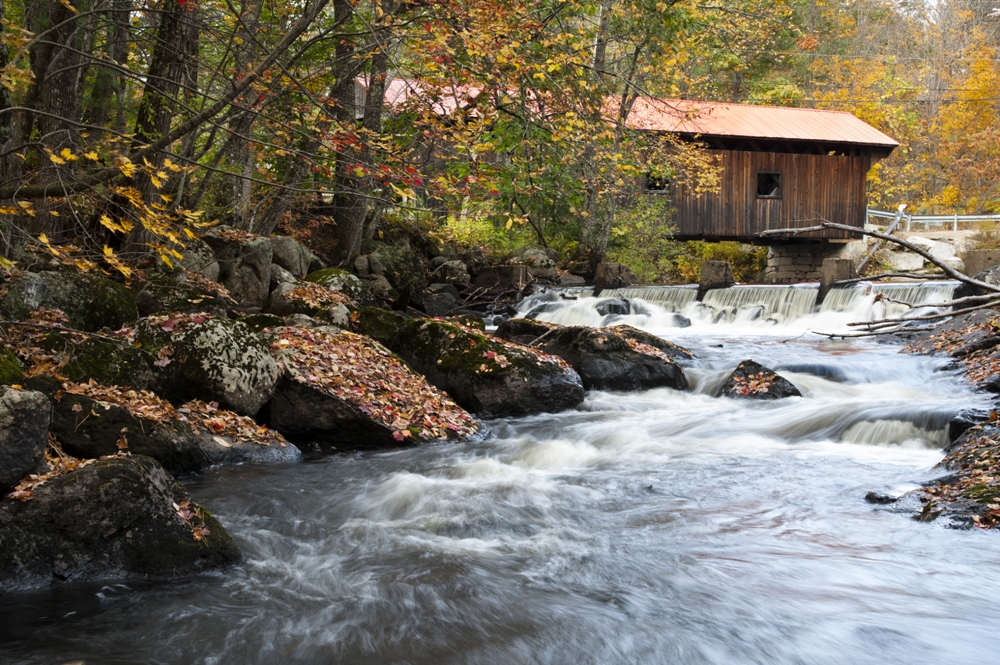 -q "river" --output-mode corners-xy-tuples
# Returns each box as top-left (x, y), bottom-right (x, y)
(2, 284), (999, 665)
